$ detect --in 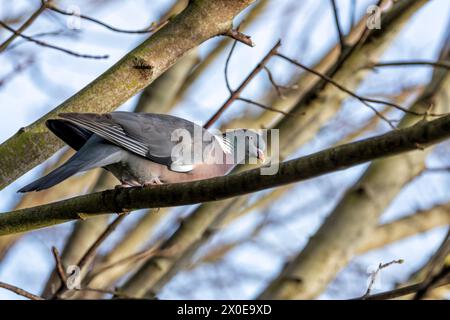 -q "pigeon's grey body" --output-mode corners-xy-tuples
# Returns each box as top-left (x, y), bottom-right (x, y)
(18, 112), (264, 192)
